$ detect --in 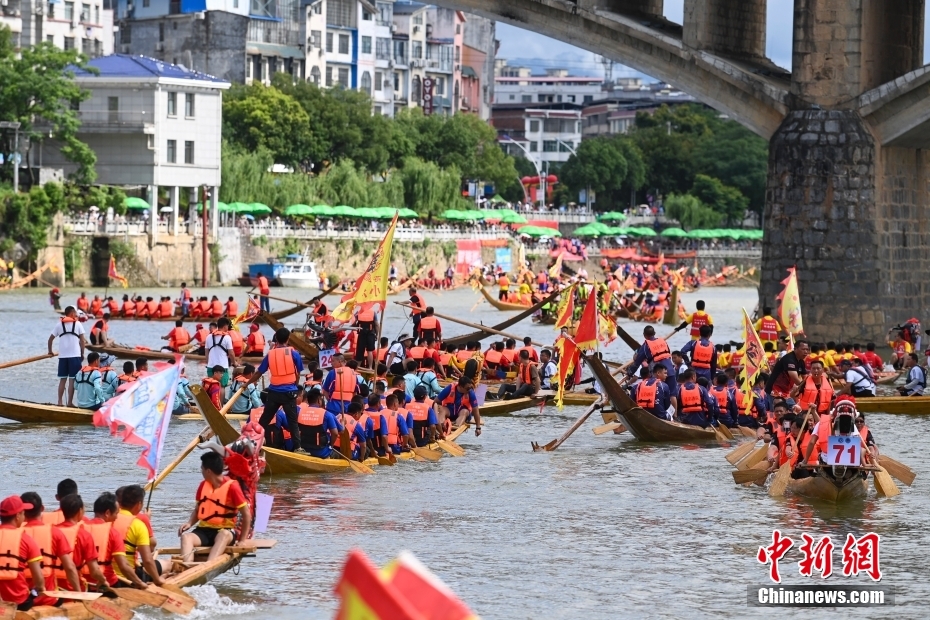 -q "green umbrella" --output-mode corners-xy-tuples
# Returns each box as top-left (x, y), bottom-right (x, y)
(124, 197), (151, 210)
(284, 204), (313, 216)
(309, 204), (335, 217)
(660, 227), (688, 237)
(627, 227), (656, 237)
(195, 201), (230, 212)
(572, 223), (606, 237)
(461, 210), (486, 221)
(598, 211), (627, 222)
(500, 211), (528, 224)
(248, 203), (272, 214)
(353, 207), (379, 219)
(332, 205), (358, 217)
(442, 209), (464, 220)
(518, 225), (562, 238)
(489, 194), (507, 204)
(397, 208), (419, 219)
